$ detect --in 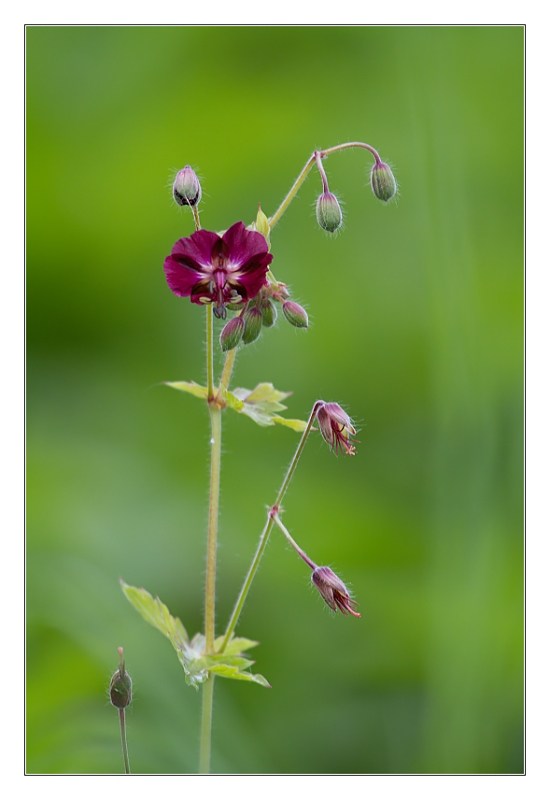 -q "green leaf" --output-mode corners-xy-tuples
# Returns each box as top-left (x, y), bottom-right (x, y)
(214, 636), (259, 655)
(222, 388), (245, 412)
(272, 416), (308, 432)
(165, 380), (208, 400)
(121, 581), (270, 690)
(121, 580), (188, 649)
(221, 383), (307, 431)
(207, 664), (271, 687)
(236, 383), (290, 405)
